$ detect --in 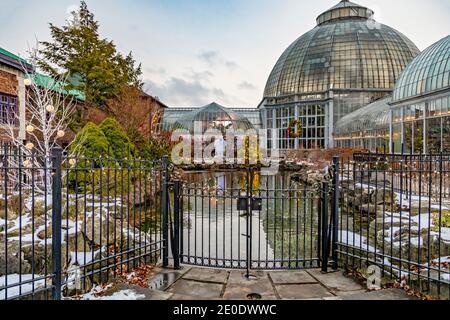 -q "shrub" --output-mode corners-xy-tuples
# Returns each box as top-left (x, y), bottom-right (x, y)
(141, 138), (171, 161)
(68, 122), (111, 192)
(71, 122), (110, 159)
(99, 118), (135, 159)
